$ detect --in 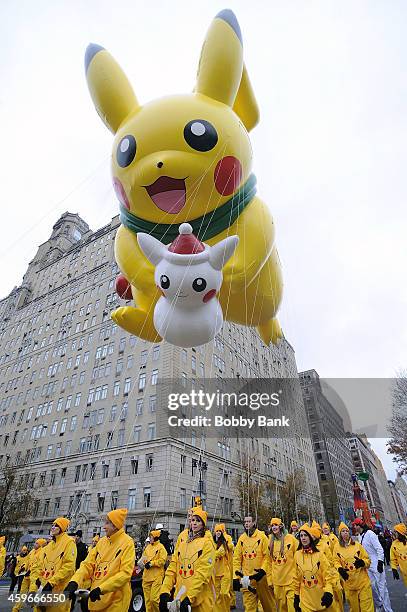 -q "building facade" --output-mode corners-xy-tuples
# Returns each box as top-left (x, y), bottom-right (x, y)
(299, 370), (354, 527)
(0, 212), (323, 543)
